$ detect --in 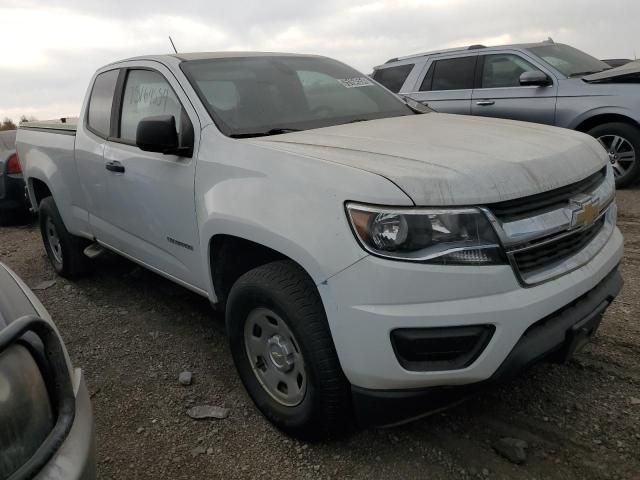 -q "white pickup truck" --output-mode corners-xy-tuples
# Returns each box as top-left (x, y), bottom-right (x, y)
(16, 52), (623, 439)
